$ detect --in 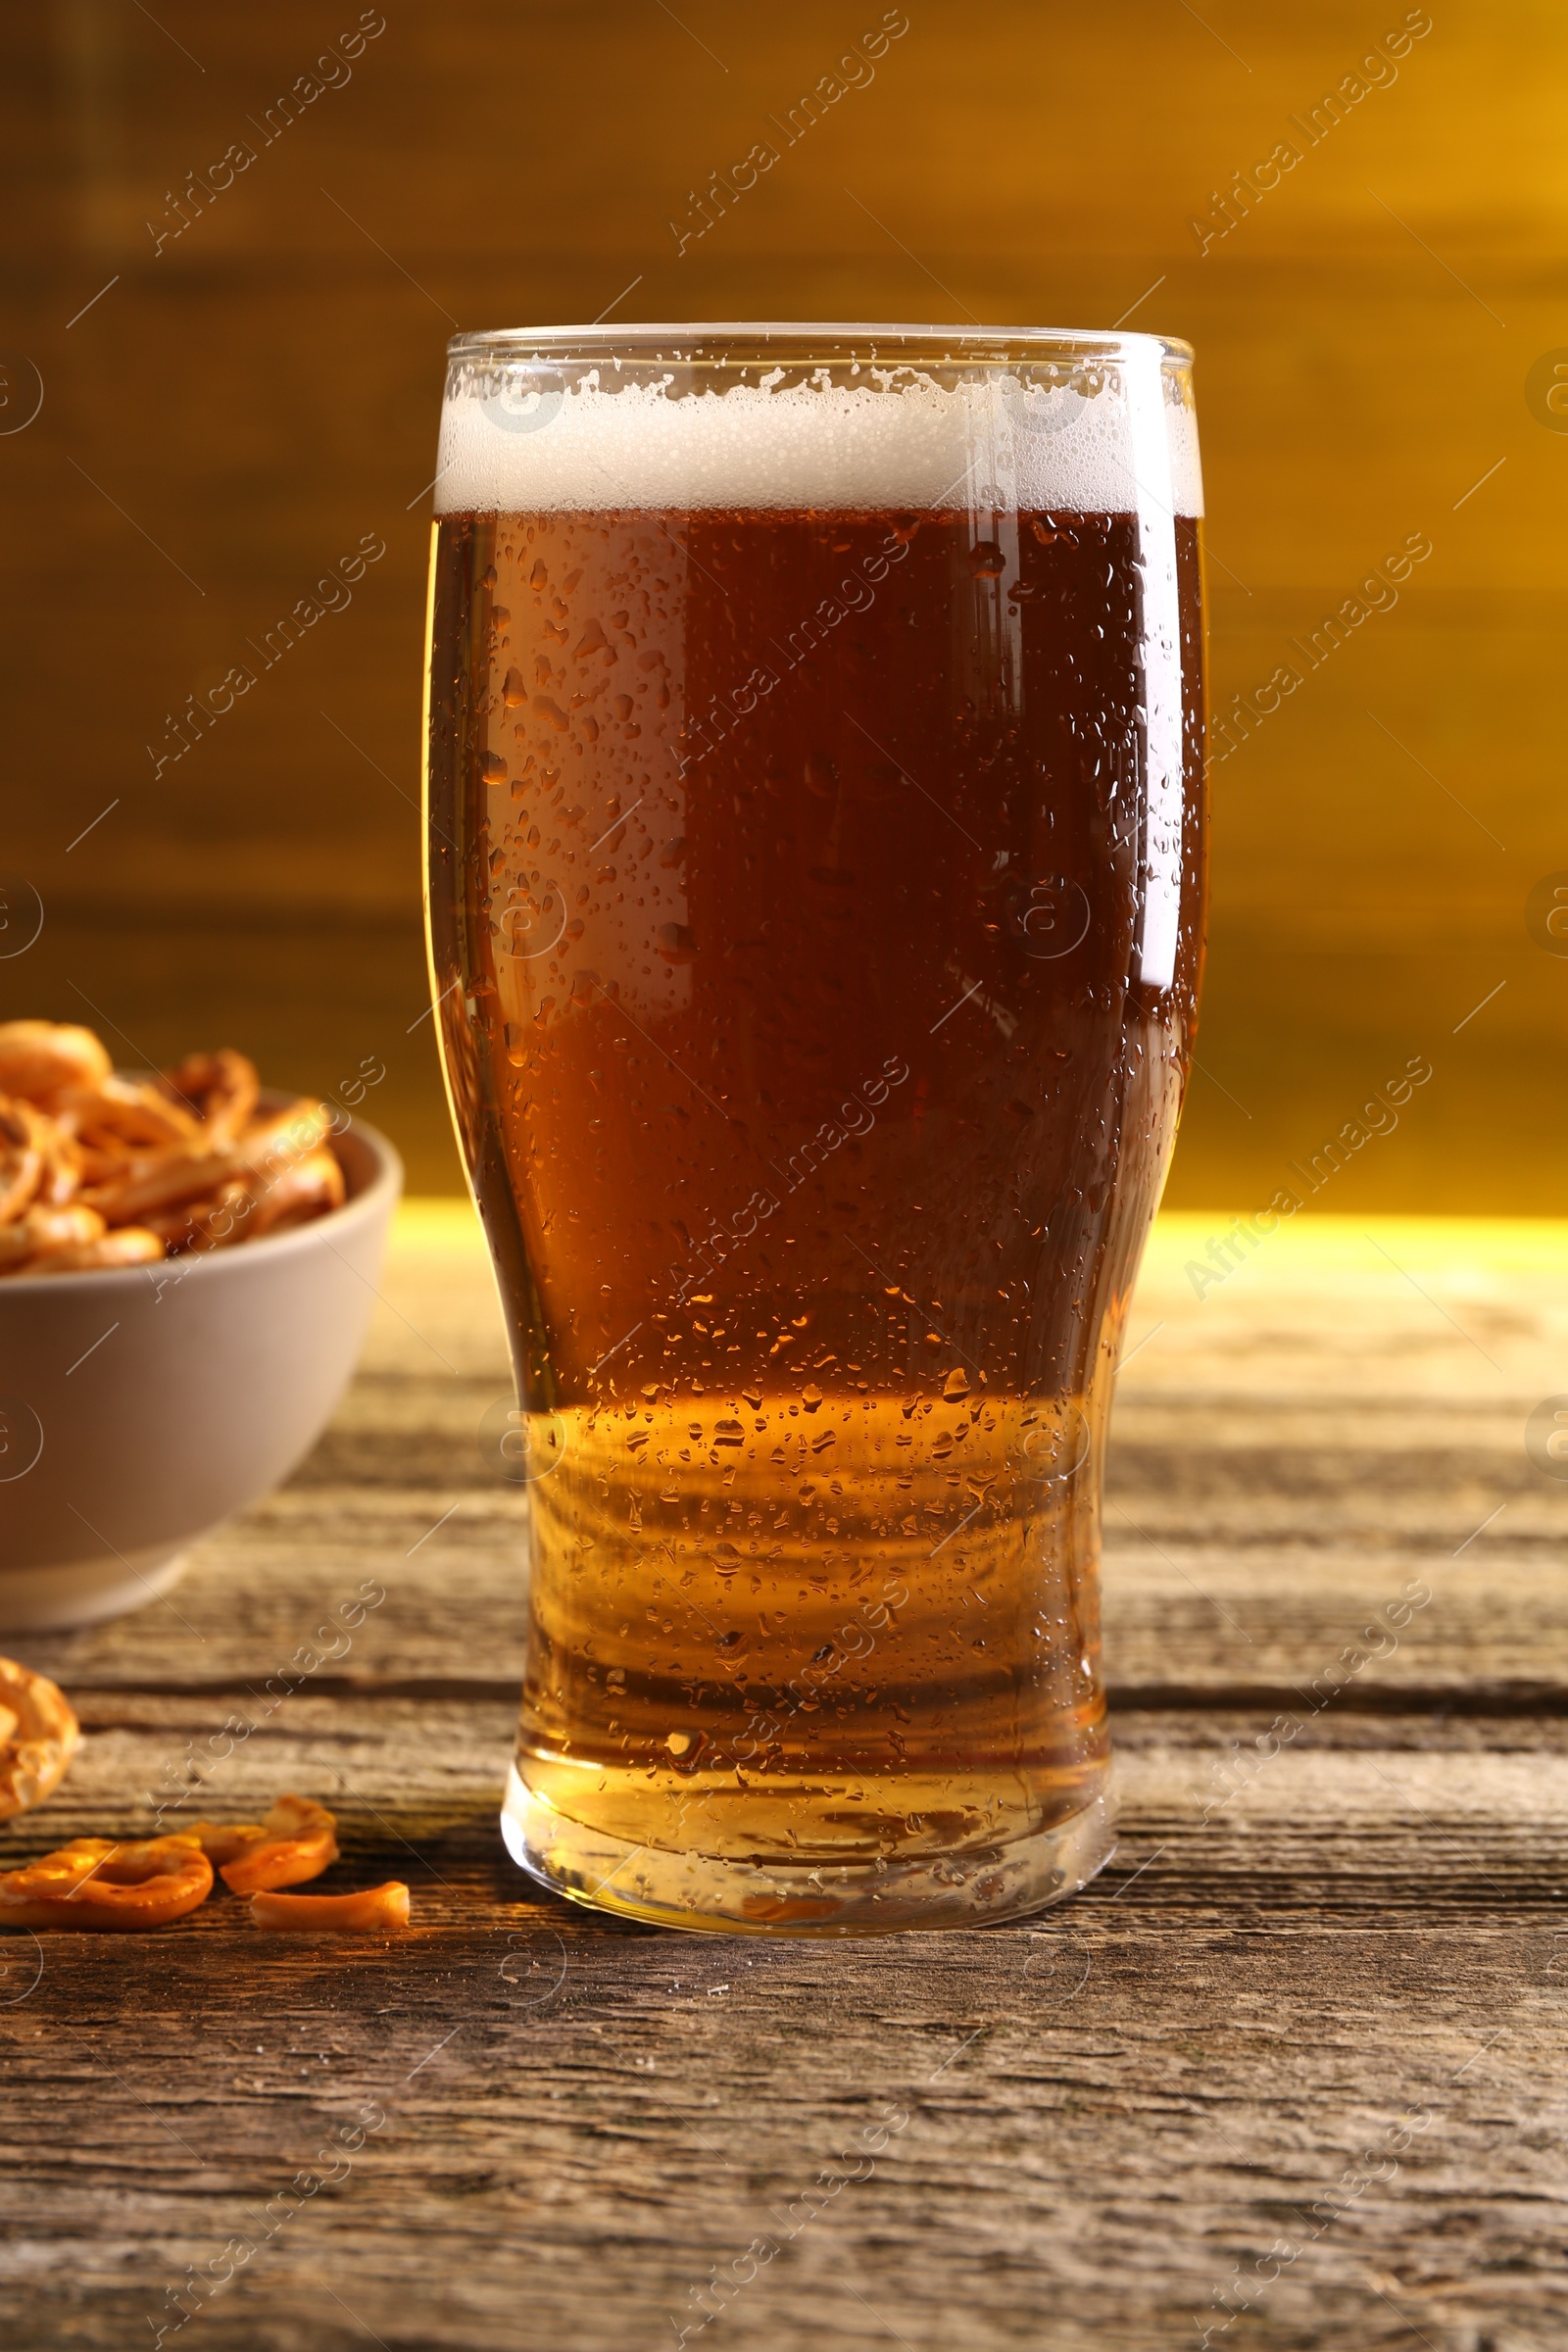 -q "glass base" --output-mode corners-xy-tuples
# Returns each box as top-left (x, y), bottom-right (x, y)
(499, 1761), (1116, 1937)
